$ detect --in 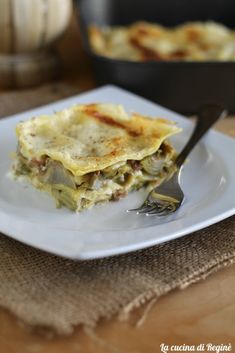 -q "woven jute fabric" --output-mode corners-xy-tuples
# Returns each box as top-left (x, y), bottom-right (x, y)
(0, 216), (234, 335)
